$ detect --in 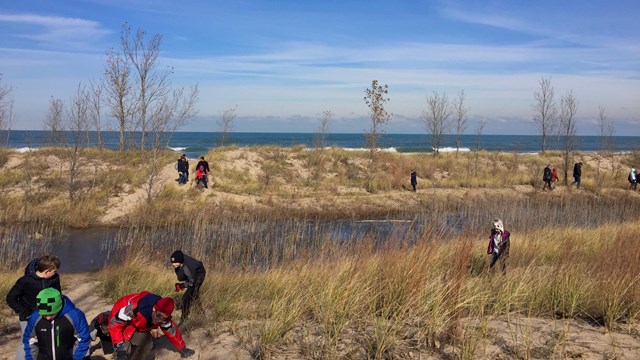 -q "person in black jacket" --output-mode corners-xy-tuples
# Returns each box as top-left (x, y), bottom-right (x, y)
(177, 154), (190, 184)
(543, 164), (552, 190)
(170, 250), (206, 323)
(195, 156), (210, 188)
(571, 162), (583, 189)
(6, 255), (61, 360)
(89, 310), (113, 355)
